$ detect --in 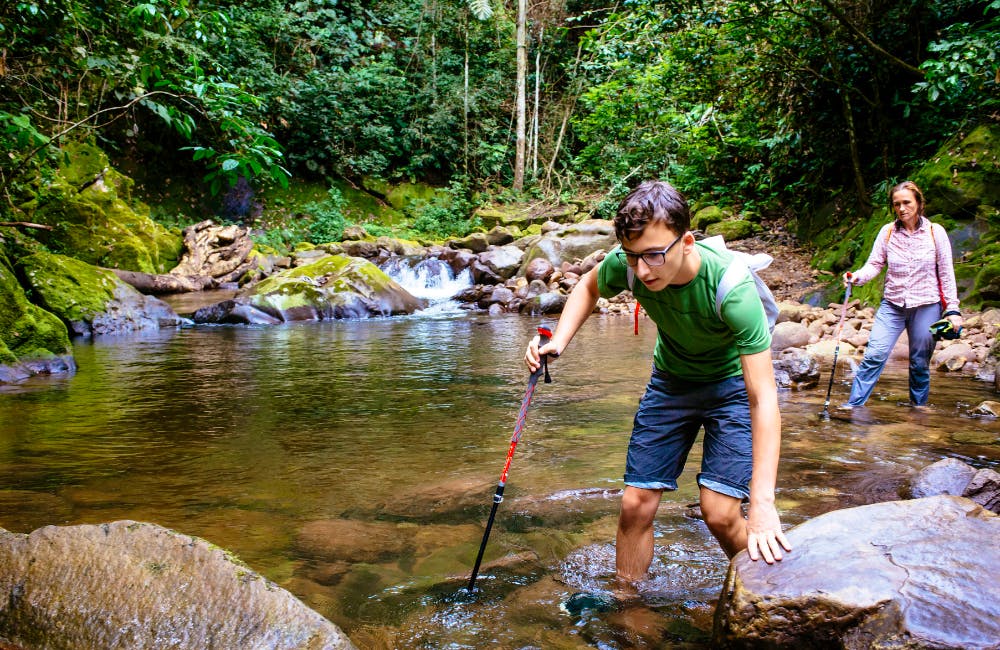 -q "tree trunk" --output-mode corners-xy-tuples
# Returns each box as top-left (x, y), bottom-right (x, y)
(513, 0), (527, 191)
(110, 269), (214, 294)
